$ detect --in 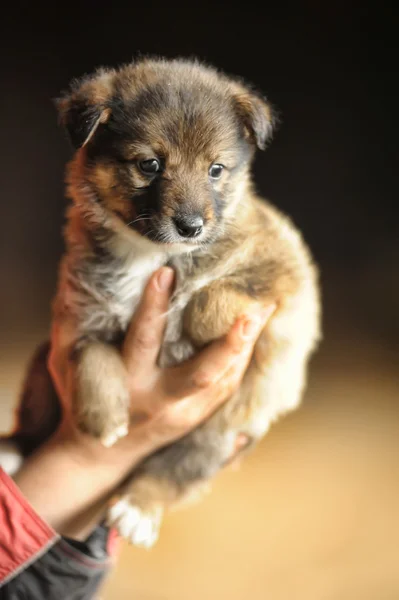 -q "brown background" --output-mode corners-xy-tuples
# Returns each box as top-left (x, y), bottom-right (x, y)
(1, 3), (398, 599)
